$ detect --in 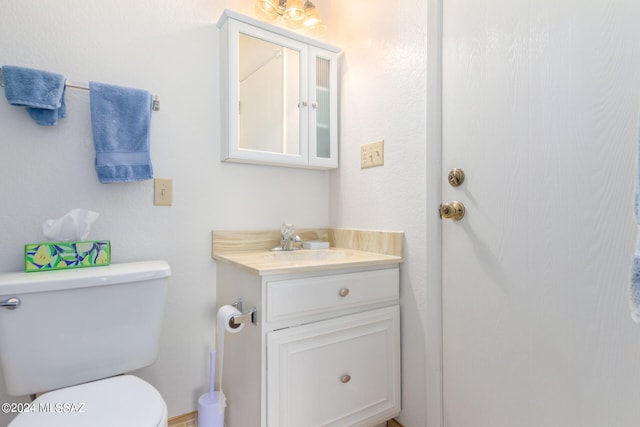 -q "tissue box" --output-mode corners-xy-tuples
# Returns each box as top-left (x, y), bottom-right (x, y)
(24, 240), (111, 272)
